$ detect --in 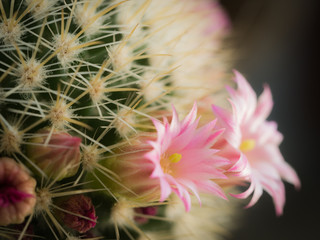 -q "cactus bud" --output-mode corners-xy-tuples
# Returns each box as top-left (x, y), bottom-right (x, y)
(26, 129), (81, 180)
(134, 206), (158, 224)
(0, 157), (36, 226)
(57, 195), (97, 233)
